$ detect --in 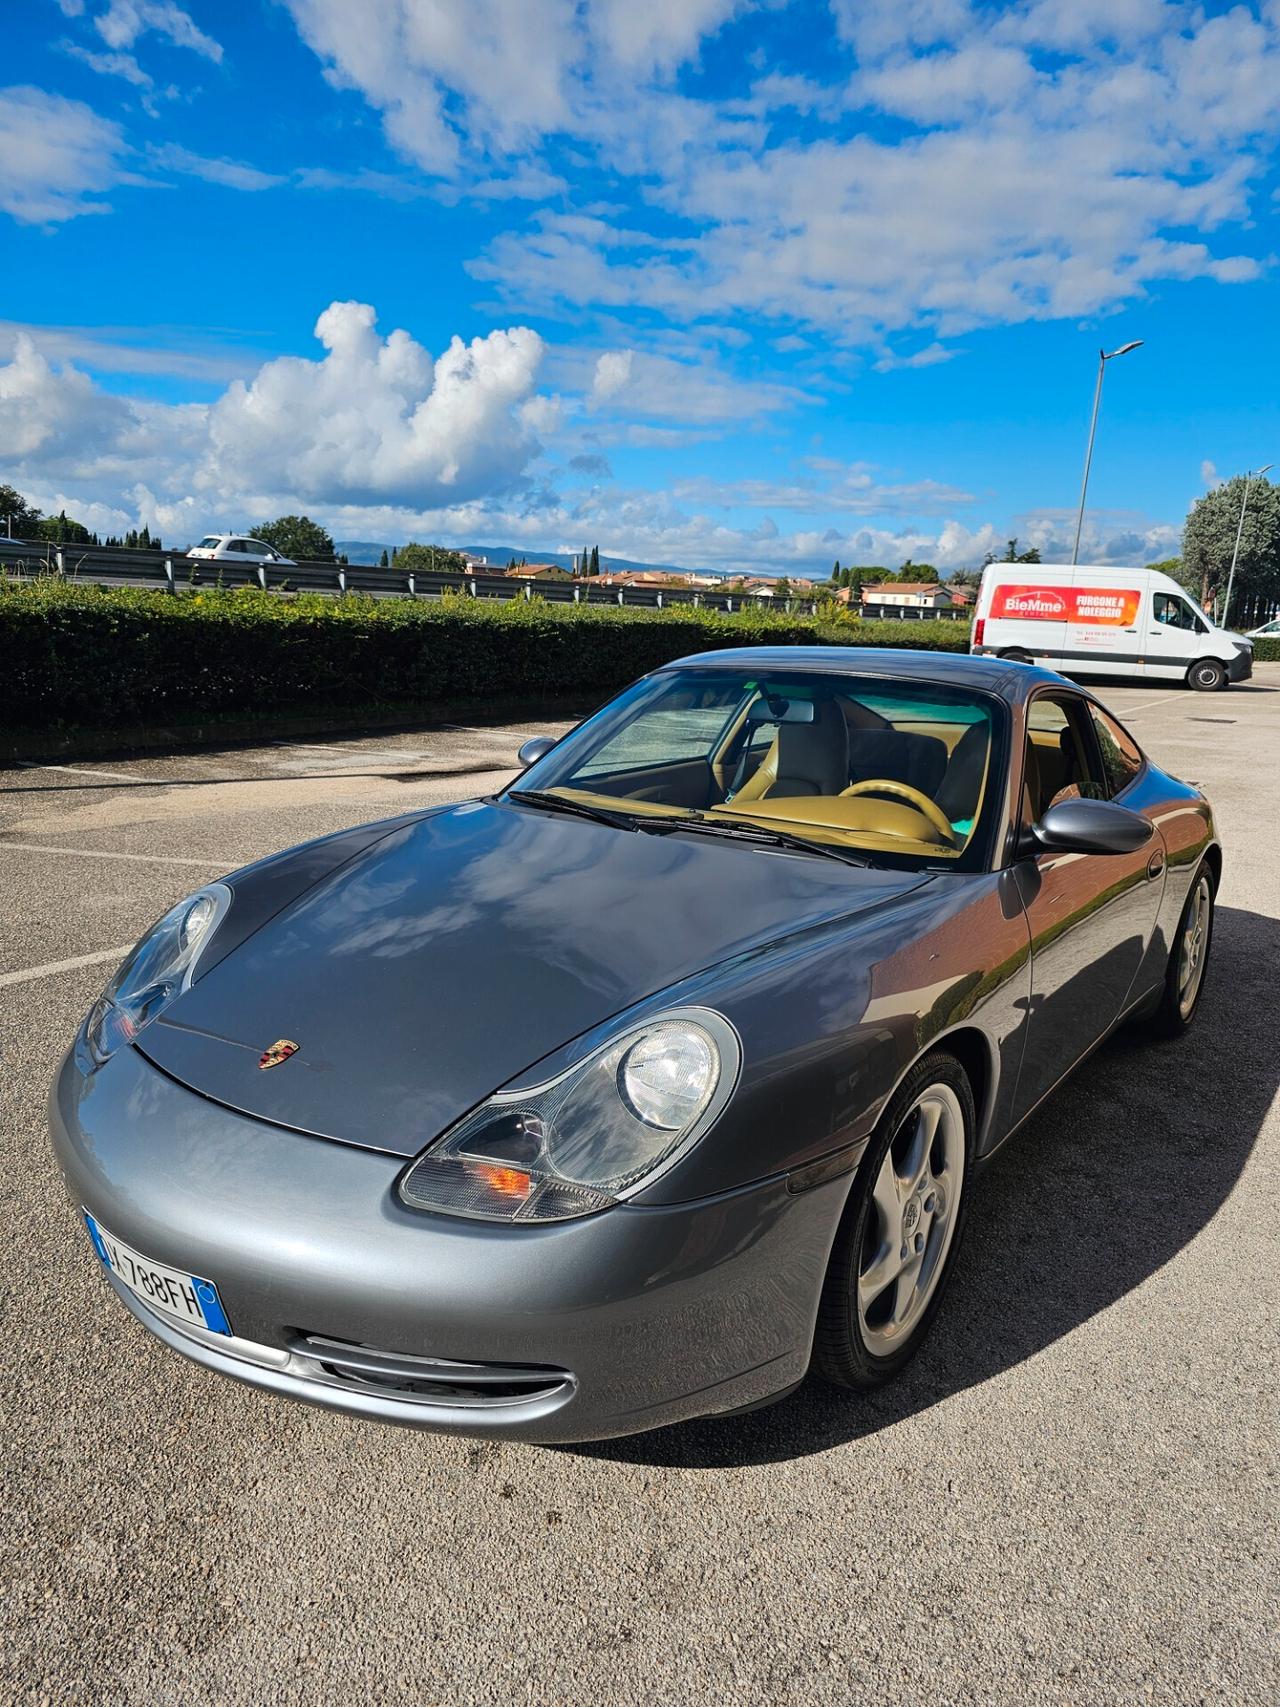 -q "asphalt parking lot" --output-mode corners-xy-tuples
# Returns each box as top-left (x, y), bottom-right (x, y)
(3, 673), (1278, 1705)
